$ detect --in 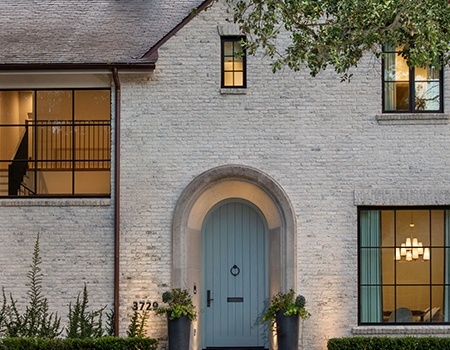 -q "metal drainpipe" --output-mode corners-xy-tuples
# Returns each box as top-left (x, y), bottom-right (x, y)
(112, 67), (121, 336)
